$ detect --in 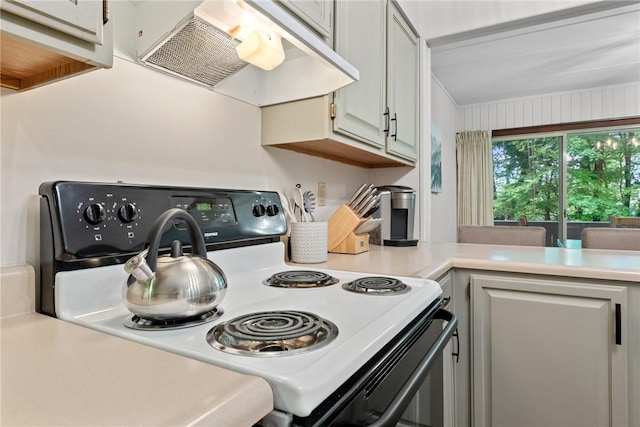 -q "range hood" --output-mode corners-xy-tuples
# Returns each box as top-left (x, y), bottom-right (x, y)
(135, 0), (359, 106)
